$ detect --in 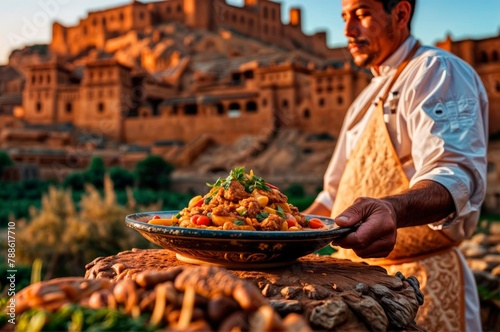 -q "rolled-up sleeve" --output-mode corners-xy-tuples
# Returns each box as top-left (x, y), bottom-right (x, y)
(405, 55), (488, 239)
